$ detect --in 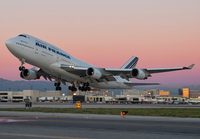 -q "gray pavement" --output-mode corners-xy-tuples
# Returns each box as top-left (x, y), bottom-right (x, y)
(0, 111), (200, 139)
